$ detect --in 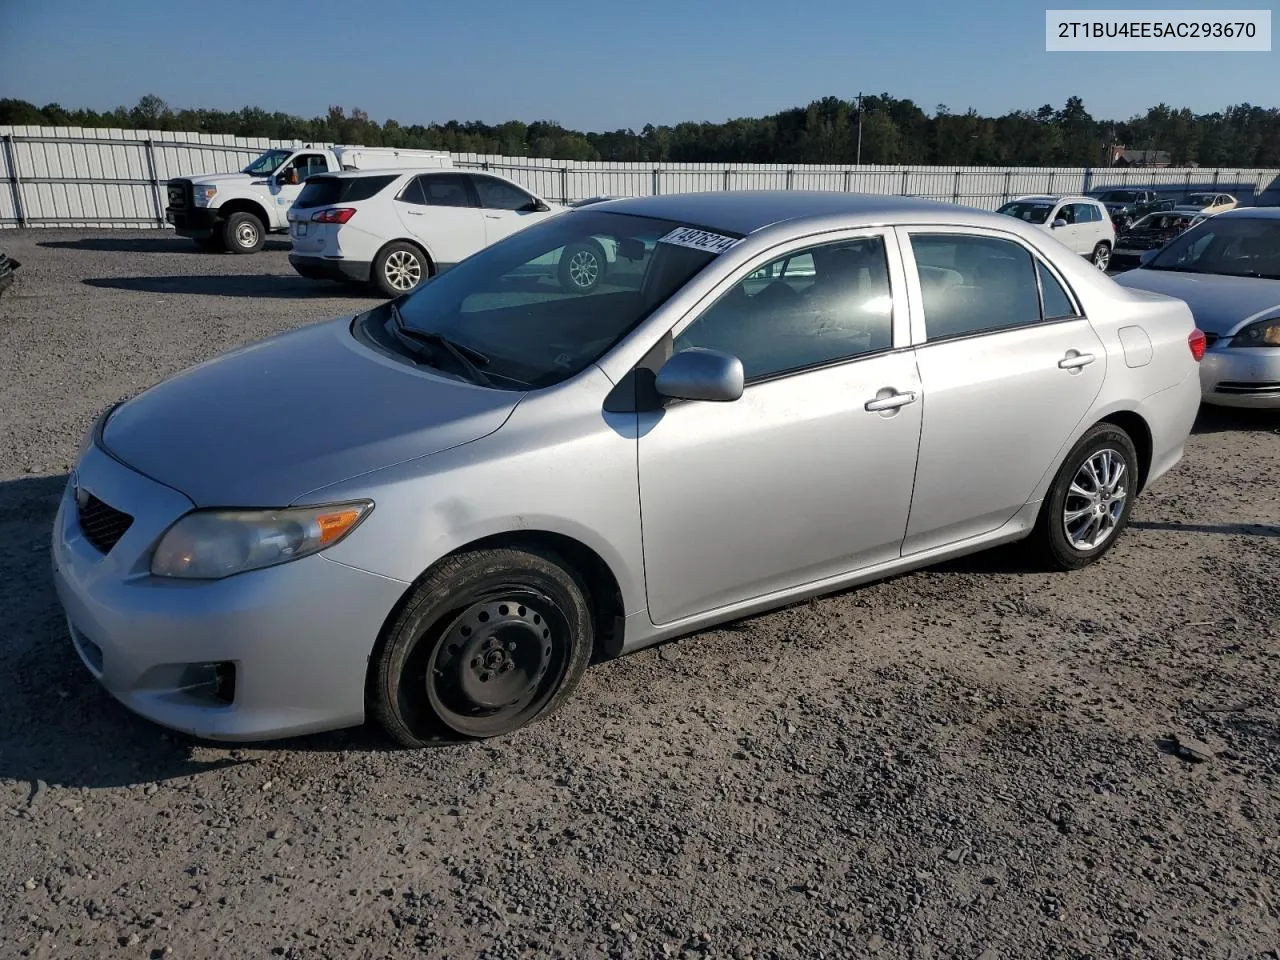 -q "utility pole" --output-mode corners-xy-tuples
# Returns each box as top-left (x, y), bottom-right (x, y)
(856, 92), (864, 165)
